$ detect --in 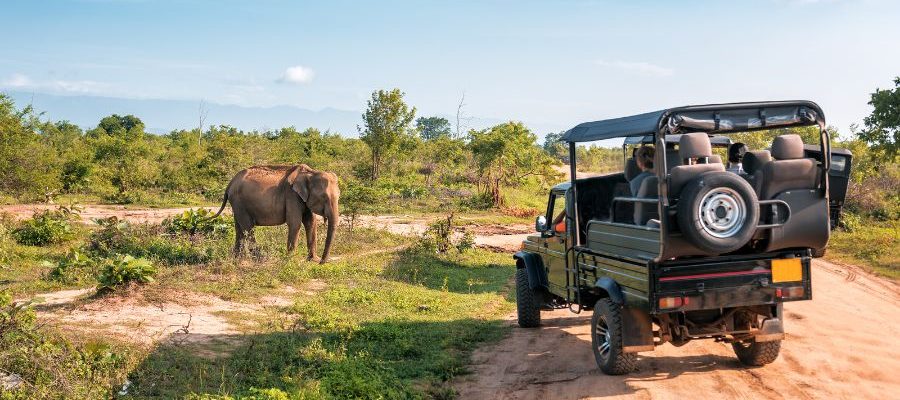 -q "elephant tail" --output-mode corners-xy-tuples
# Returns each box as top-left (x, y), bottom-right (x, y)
(208, 185), (230, 219)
